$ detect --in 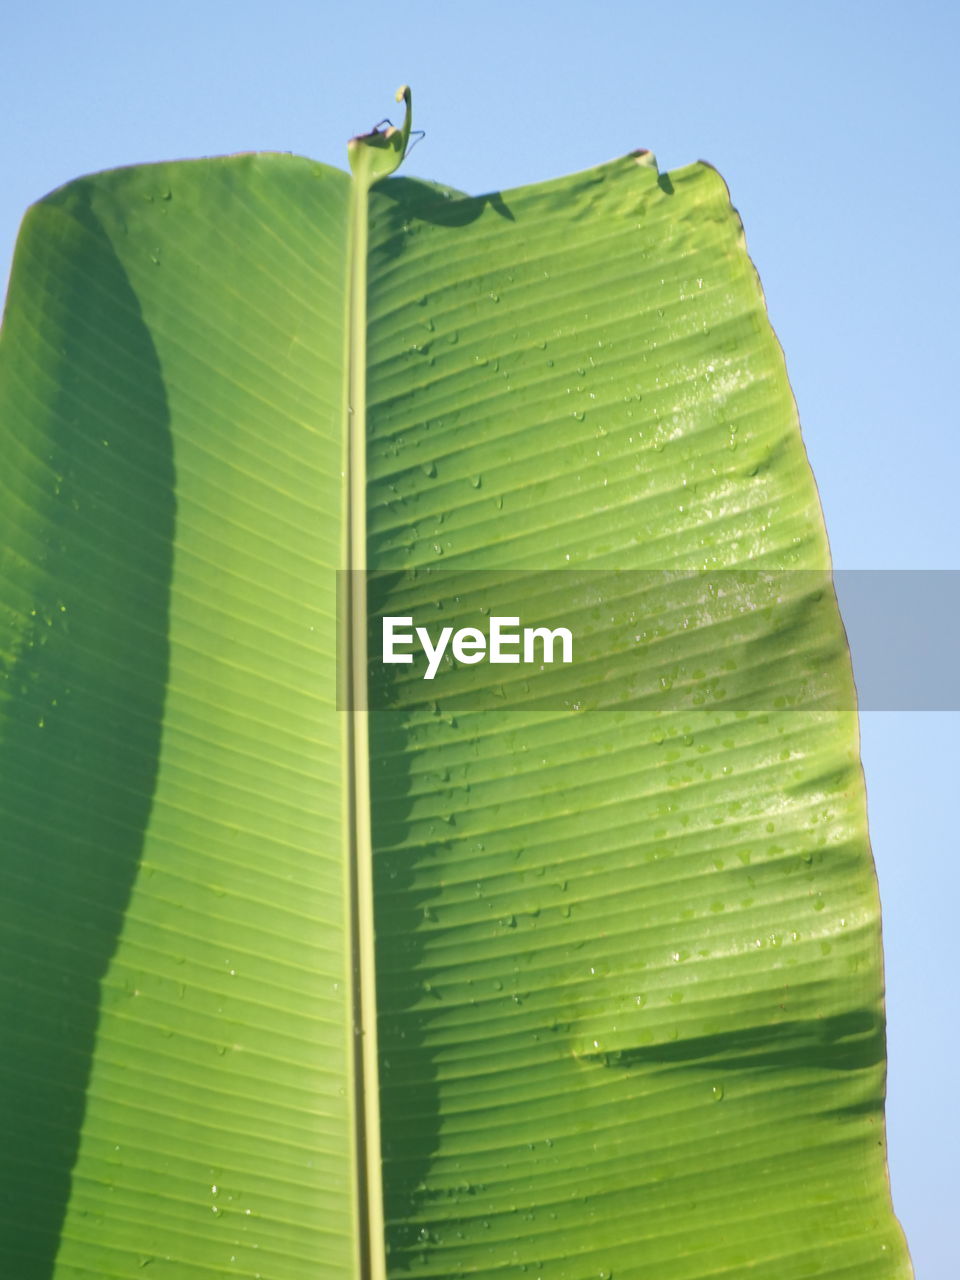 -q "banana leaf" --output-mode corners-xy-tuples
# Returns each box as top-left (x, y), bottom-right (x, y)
(0, 91), (911, 1278)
